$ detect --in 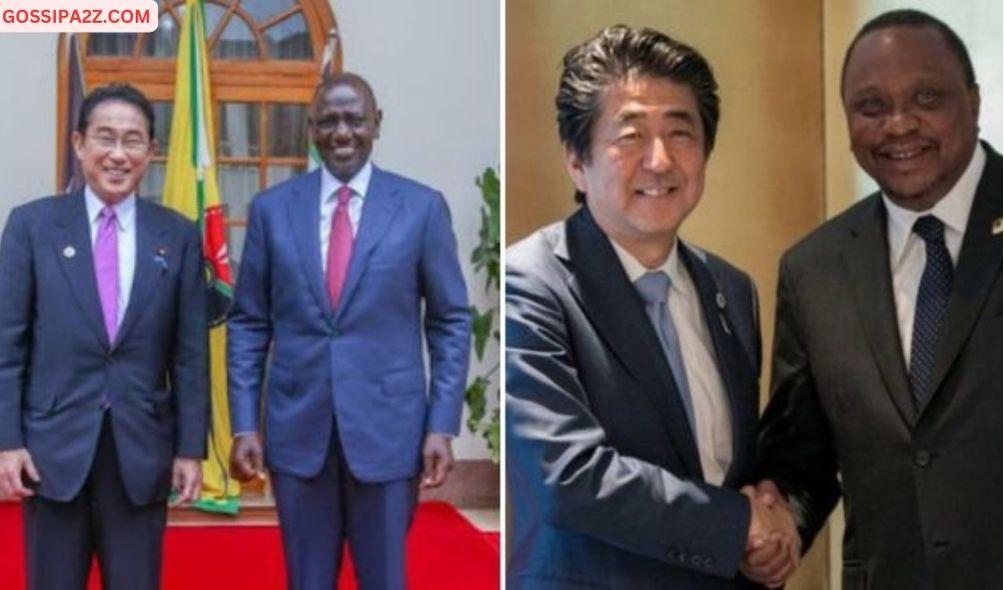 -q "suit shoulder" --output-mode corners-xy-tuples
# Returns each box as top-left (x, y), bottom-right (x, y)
(6, 195), (63, 220)
(143, 200), (198, 230)
(251, 172), (311, 208)
(378, 168), (440, 199)
(506, 222), (564, 276)
(781, 195), (879, 269)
